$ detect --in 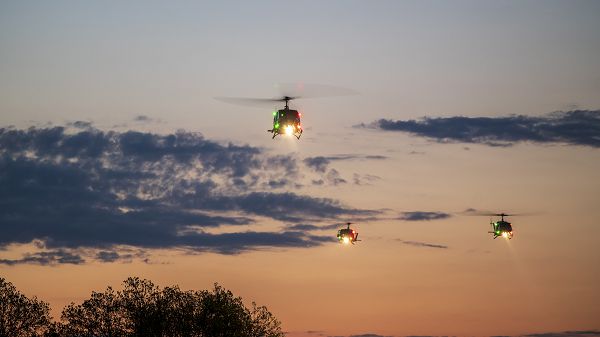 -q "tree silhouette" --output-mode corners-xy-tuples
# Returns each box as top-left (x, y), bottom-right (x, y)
(0, 278), (51, 337)
(59, 286), (128, 337)
(57, 277), (284, 337)
(1, 277), (284, 337)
